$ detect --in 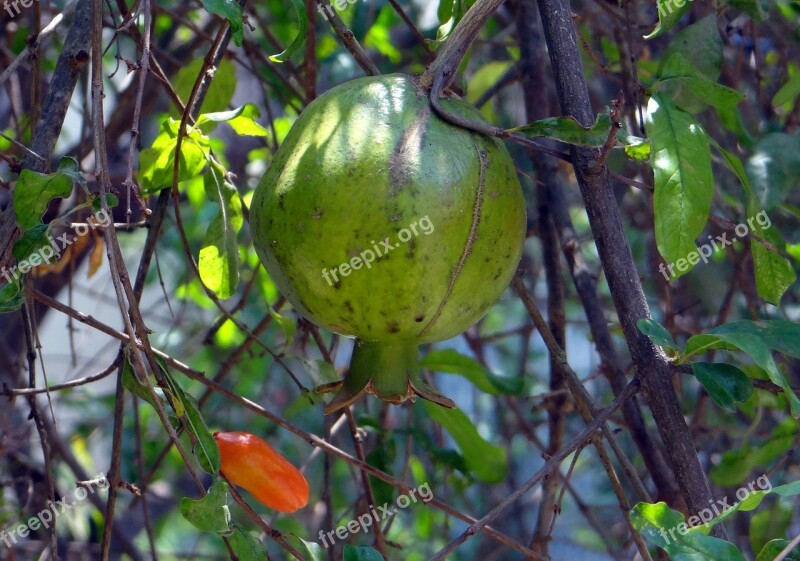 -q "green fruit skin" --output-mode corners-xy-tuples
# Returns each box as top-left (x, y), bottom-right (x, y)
(251, 73), (525, 345)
